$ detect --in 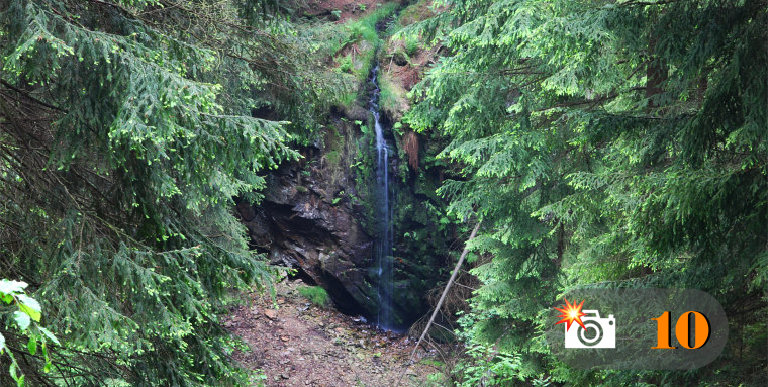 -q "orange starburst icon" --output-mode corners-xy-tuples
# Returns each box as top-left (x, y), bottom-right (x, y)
(554, 298), (587, 331)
